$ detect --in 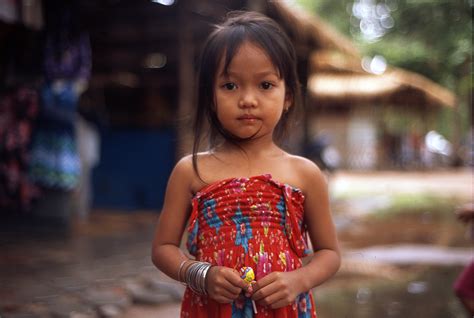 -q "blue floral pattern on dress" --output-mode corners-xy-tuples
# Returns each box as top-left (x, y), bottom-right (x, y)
(297, 292), (312, 318)
(232, 206), (253, 254)
(187, 220), (199, 255)
(277, 195), (286, 234)
(202, 198), (223, 234)
(231, 295), (254, 318)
